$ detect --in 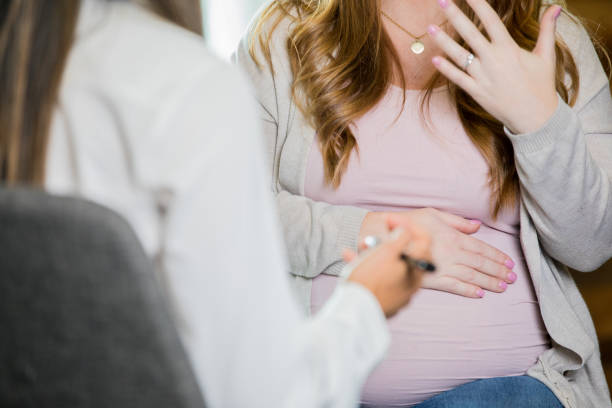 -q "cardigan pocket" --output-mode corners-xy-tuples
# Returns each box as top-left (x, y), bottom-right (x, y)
(520, 204), (595, 370)
(539, 254), (596, 371)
